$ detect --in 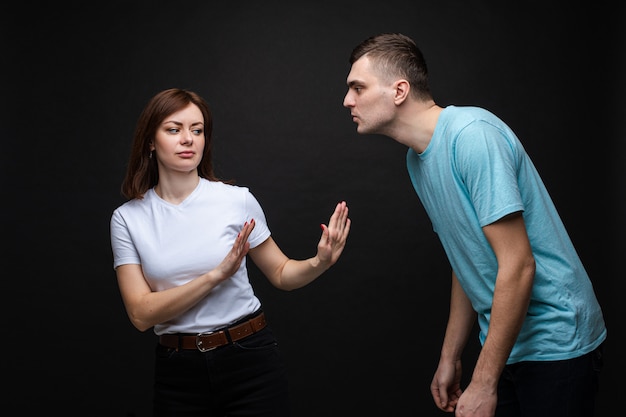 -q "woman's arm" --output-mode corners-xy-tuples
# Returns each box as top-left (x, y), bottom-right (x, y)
(116, 220), (256, 331)
(248, 201), (351, 291)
